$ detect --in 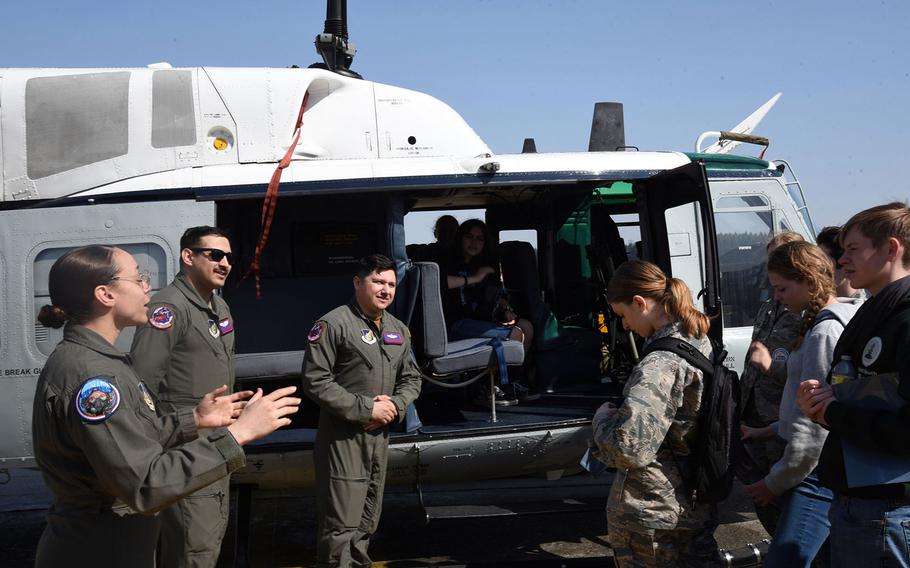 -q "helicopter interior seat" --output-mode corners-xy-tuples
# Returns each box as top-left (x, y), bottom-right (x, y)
(406, 242), (438, 263)
(497, 240), (549, 348)
(410, 261), (525, 378)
